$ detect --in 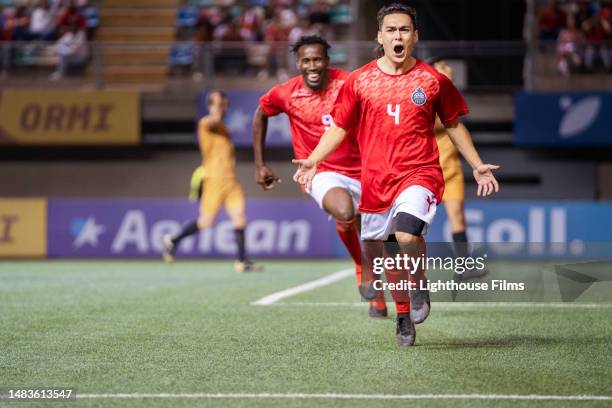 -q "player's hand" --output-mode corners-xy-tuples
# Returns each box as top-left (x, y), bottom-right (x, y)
(292, 158), (317, 192)
(473, 164), (500, 197)
(255, 164), (281, 191)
